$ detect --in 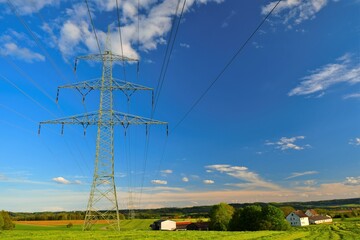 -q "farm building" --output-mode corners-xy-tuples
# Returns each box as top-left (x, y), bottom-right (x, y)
(286, 210), (309, 227)
(304, 209), (333, 224)
(186, 222), (210, 231)
(305, 209), (318, 217)
(175, 221), (192, 230)
(309, 215), (333, 224)
(150, 220), (176, 231)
